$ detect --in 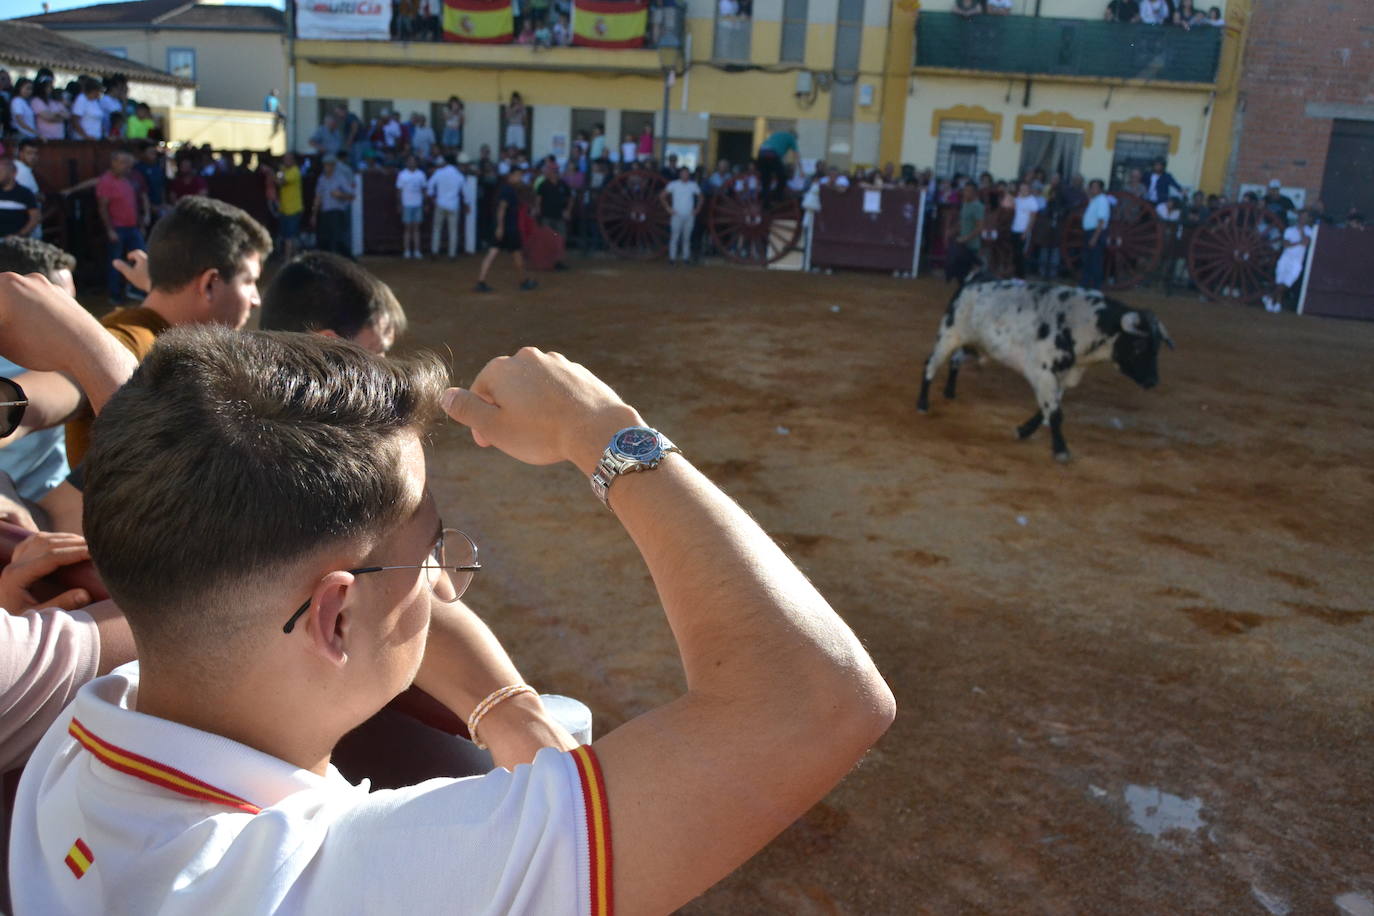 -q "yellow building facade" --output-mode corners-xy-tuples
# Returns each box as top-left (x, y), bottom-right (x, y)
(897, 0), (1249, 192)
(291, 0), (1246, 188)
(292, 0), (899, 170)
